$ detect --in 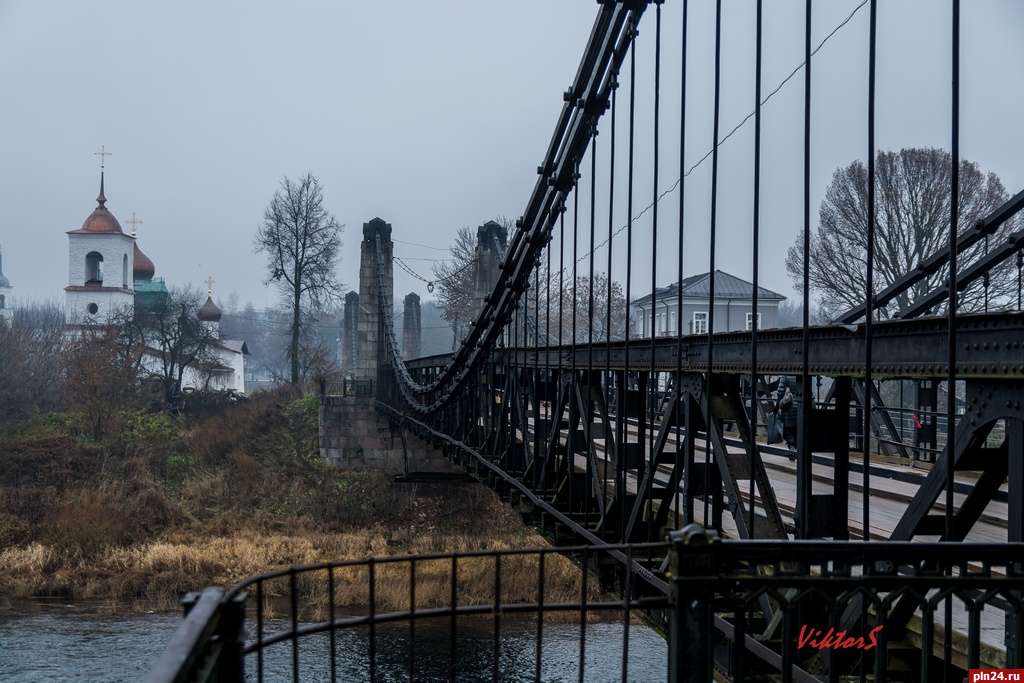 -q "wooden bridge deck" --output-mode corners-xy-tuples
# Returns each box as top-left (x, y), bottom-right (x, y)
(510, 413), (1010, 668)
